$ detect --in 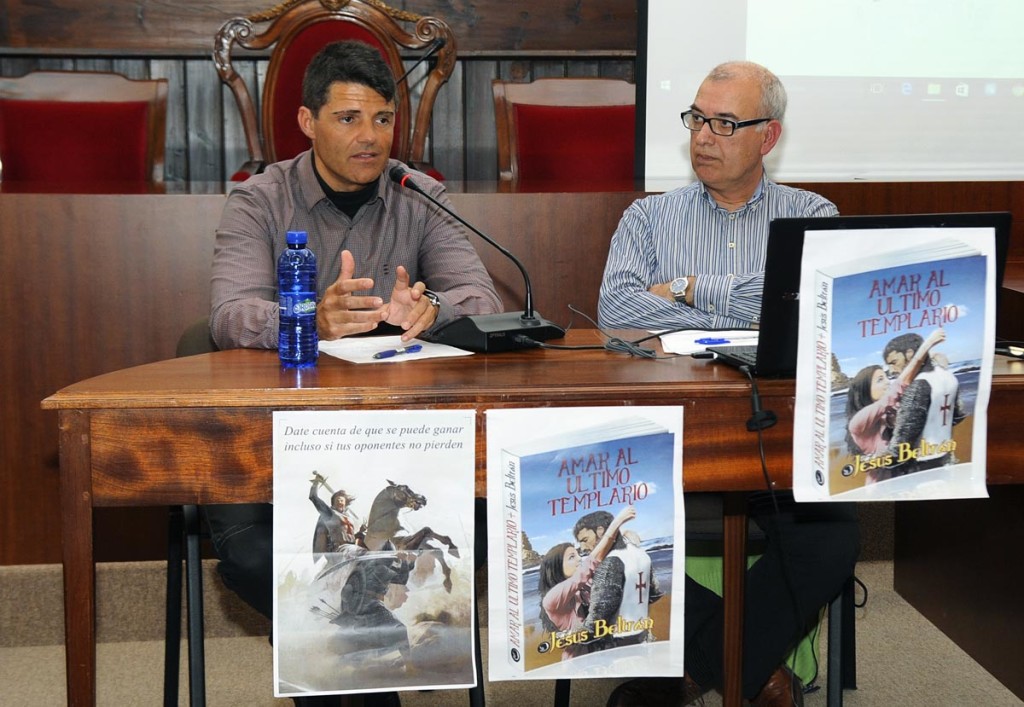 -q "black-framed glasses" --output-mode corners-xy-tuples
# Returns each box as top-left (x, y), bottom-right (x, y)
(680, 110), (771, 137)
